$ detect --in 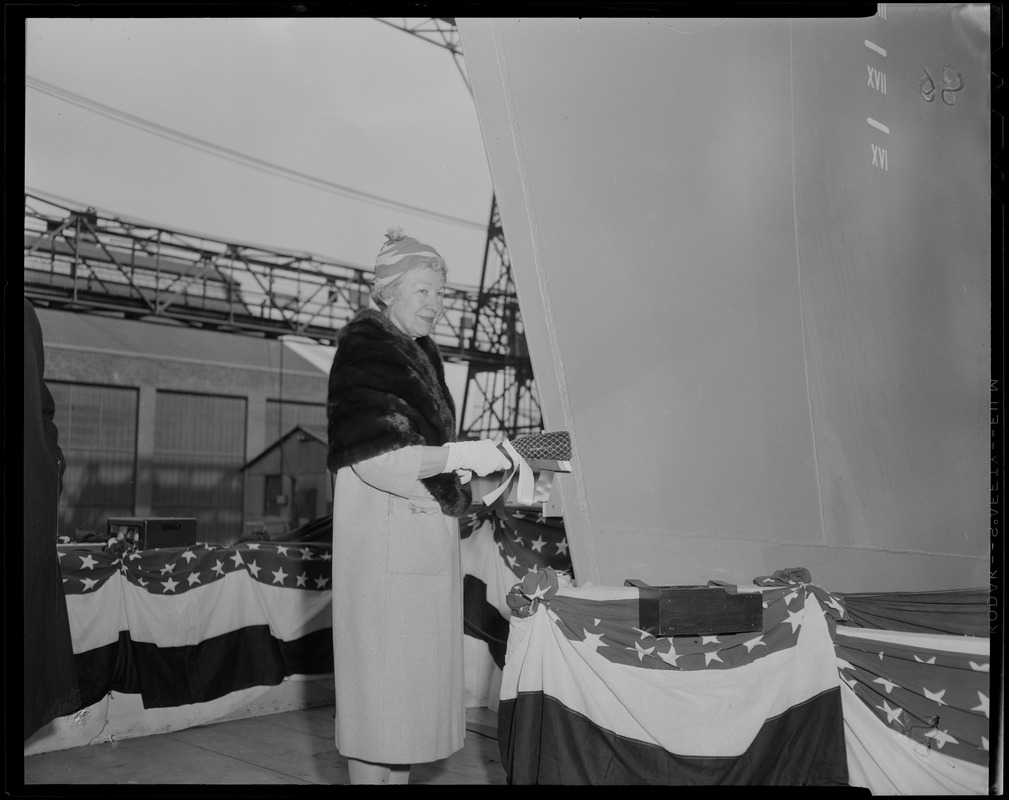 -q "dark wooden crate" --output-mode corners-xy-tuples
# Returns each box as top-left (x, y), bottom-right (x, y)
(625, 579), (764, 637)
(107, 517), (198, 550)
